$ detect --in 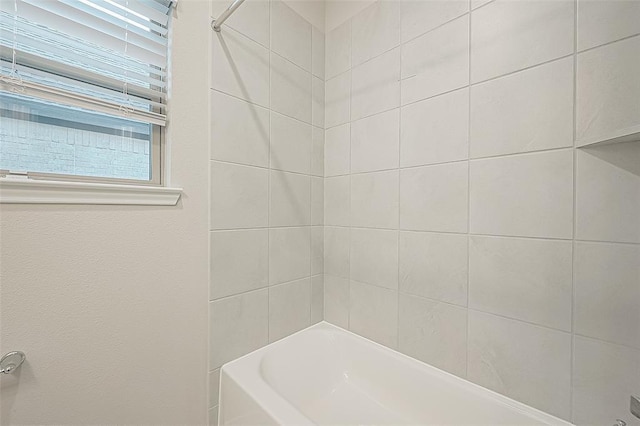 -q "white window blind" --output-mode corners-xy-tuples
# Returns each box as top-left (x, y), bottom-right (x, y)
(0, 0), (175, 127)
